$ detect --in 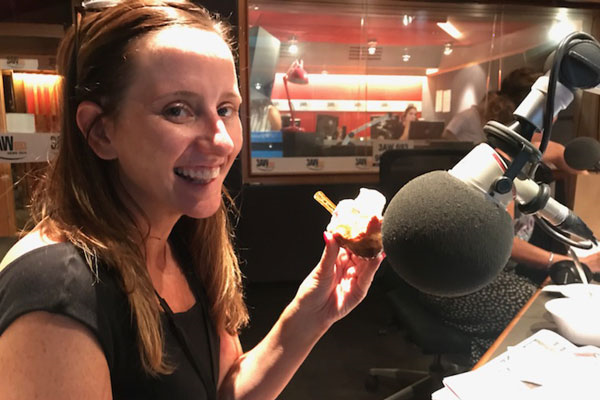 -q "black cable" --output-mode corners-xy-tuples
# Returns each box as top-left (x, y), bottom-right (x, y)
(534, 215), (594, 250)
(542, 32), (598, 155)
